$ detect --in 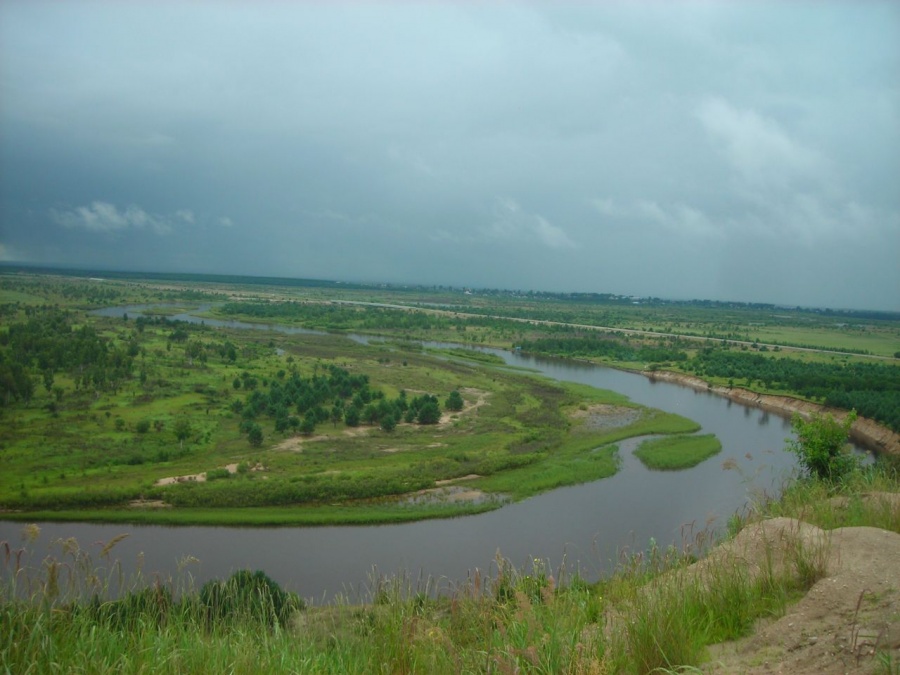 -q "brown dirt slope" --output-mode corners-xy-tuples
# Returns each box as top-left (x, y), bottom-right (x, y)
(705, 516), (900, 674)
